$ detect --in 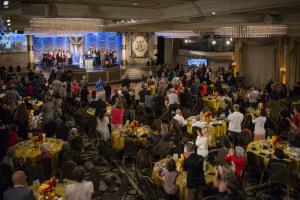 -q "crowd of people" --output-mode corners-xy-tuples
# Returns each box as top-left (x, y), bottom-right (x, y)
(0, 62), (299, 200)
